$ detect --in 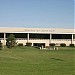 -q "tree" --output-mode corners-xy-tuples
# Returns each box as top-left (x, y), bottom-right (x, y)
(6, 34), (16, 48)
